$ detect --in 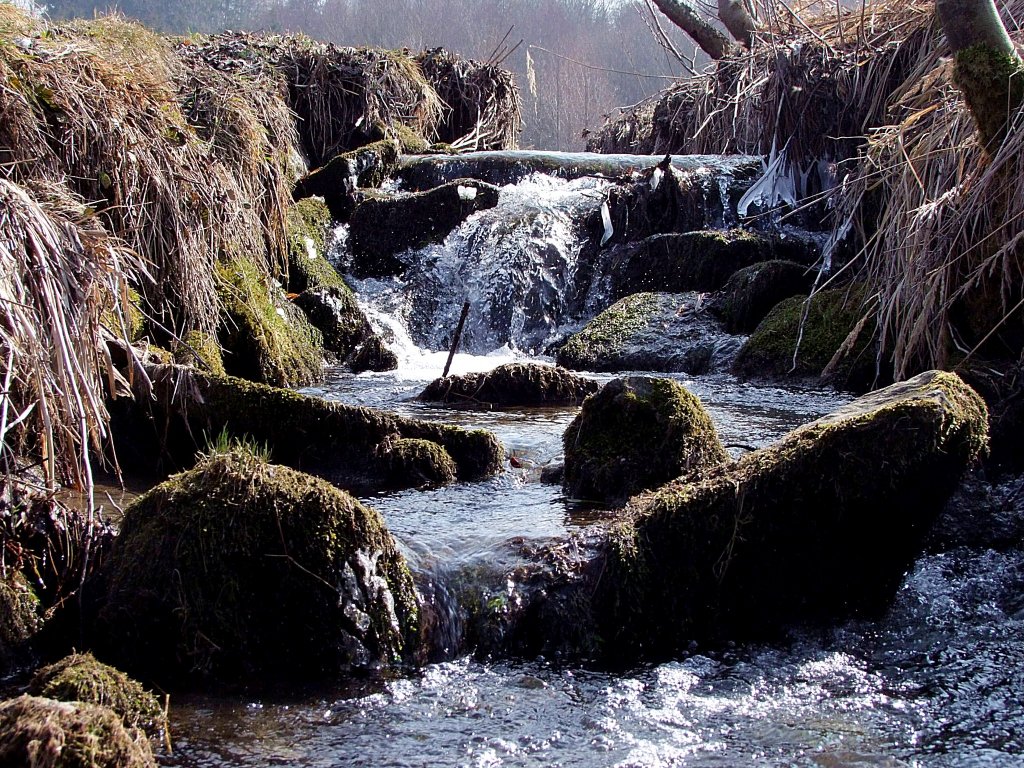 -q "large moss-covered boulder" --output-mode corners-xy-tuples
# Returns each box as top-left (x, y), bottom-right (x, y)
(590, 370), (988, 659)
(292, 140), (401, 220)
(113, 364), (502, 495)
(563, 376), (728, 506)
(733, 287), (879, 390)
(98, 449), (419, 685)
(0, 695), (155, 768)
(713, 259), (814, 334)
(348, 179), (501, 277)
(28, 654), (165, 738)
(556, 293), (741, 374)
(0, 573), (41, 676)
(603, 230), (817, 300)
(419, 363), (598, 408)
